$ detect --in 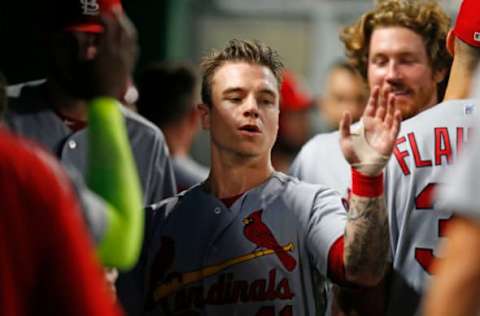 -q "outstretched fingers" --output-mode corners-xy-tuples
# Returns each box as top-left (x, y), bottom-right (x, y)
(364, 86), (380, 118)
(340, 111), (352, 140)
(375, 87), (390, 121)
(384, 94), (395, 128)
(390, 109), (402, 139)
